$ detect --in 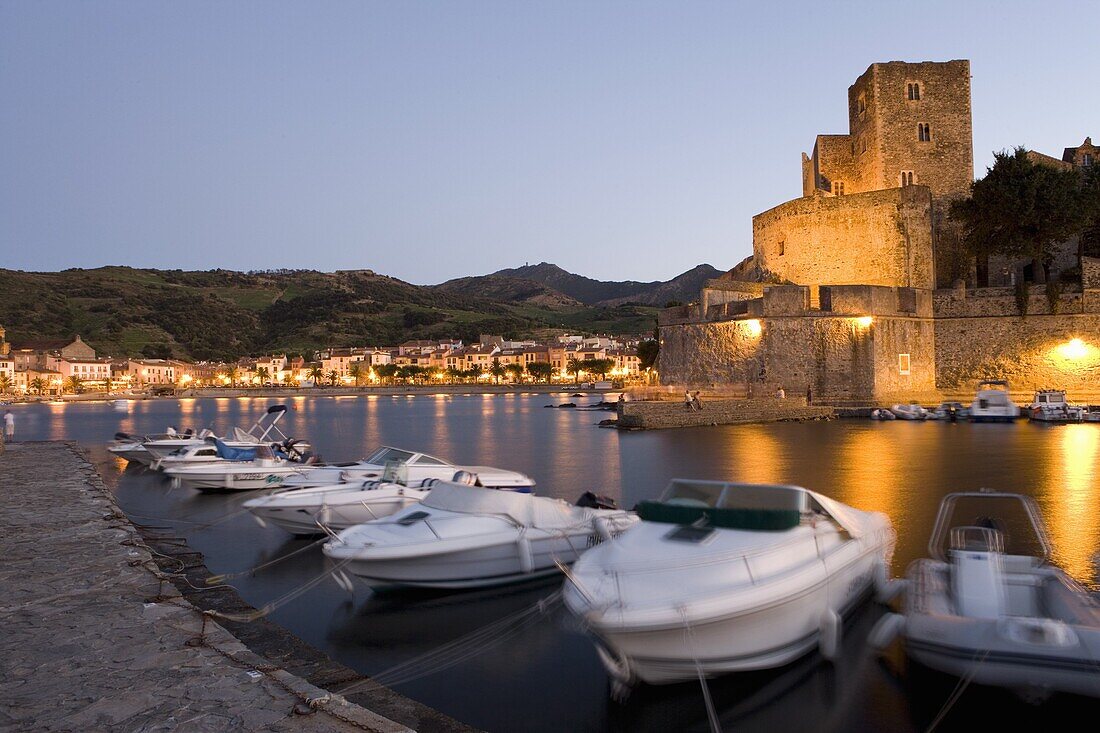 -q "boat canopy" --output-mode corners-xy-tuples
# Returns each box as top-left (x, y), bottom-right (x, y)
(638, 480), (868, 537)
(214, 438), (259, 461)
